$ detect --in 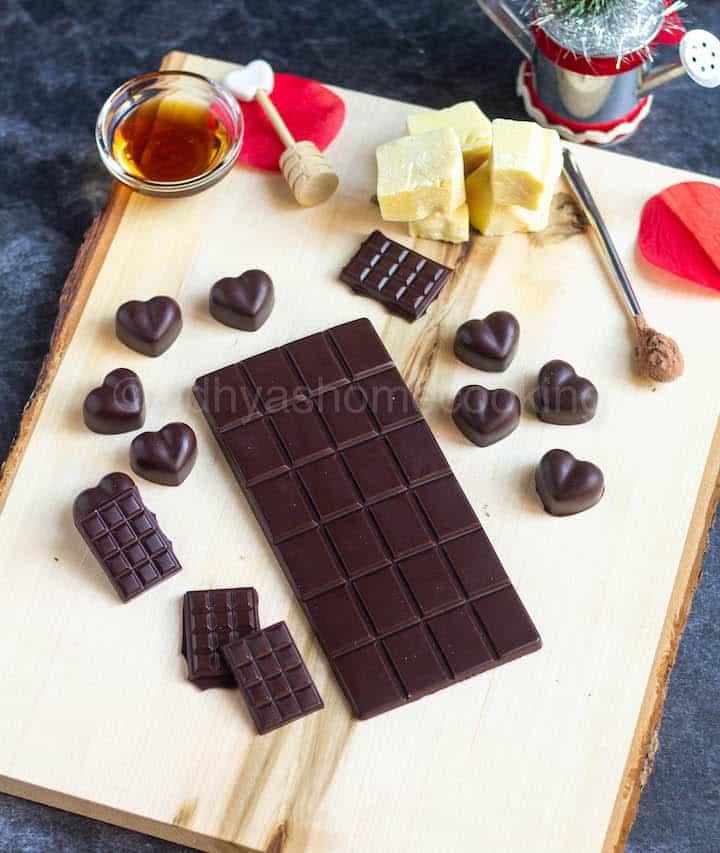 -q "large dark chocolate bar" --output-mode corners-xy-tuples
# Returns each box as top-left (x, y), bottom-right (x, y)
(194, 318), (540, 718)
(73, 472), (181, 602)
(182, 588), (260, 689)
(340, 231), (452, 321)
(222, 621), (323, 734)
